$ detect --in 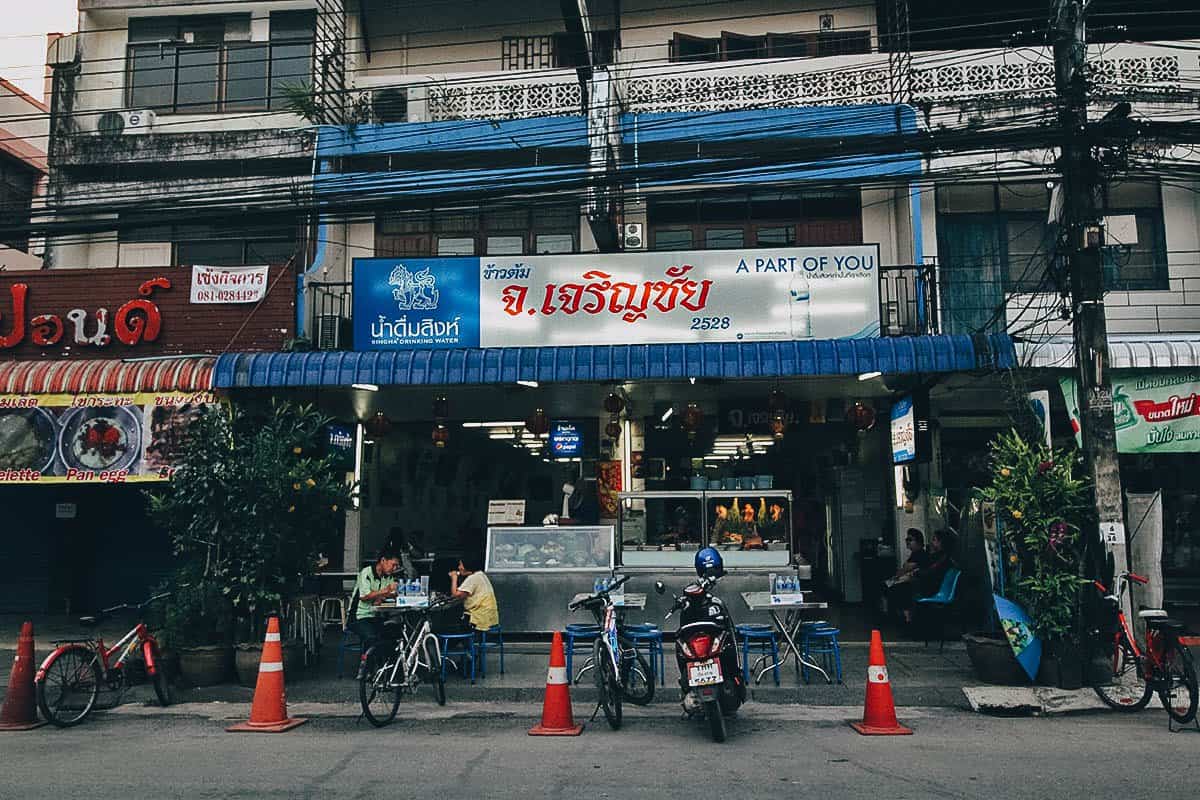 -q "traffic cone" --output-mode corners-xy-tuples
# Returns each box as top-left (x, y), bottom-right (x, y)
(850, 629), (912, 736)
(528, 631), (583, 736)
(227, 616), (306, 733)
(0, 622), (45, 731)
